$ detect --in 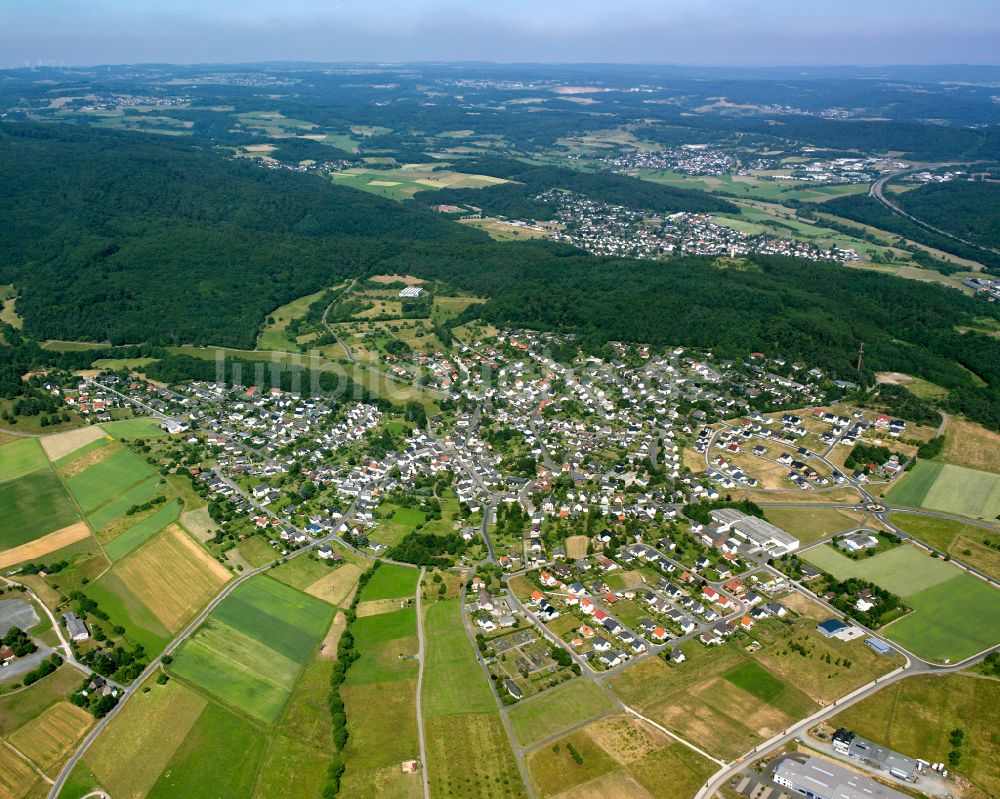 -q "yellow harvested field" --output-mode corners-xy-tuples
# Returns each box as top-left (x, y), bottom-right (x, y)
(565, 535), (590, 559)
(115, 525), (229, 631)
(942, 417), (1000, 474)
(356, 598), (407, 617)
(369, 274), (425, 285)
(39, 425), (109, 461)
(319, 612), (346, 660)
(0, 745), (40, 799)
(552, 771), (655, 799)
(8, 701), (93, 774)
(86, 678), (206, 799)
(779, 591), (829, 620)
(305, 562), (362, 607)
(586, 716), (668, 765)
(0, 523), (91, 569)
